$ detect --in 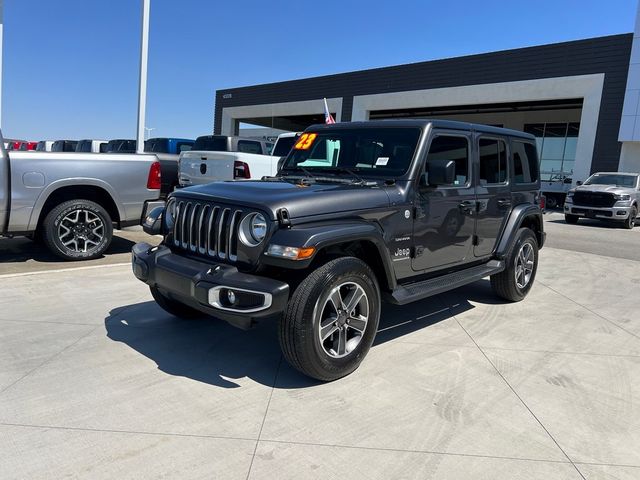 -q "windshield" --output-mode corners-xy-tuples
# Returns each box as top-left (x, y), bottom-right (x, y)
(584, 174), (638, 188)
(145, 138), (168, 153)
(193, 136), (228, 151)
(76, 140), (91, 152)
(106, 140), (136, 153)
(281, 128), (421, 178)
